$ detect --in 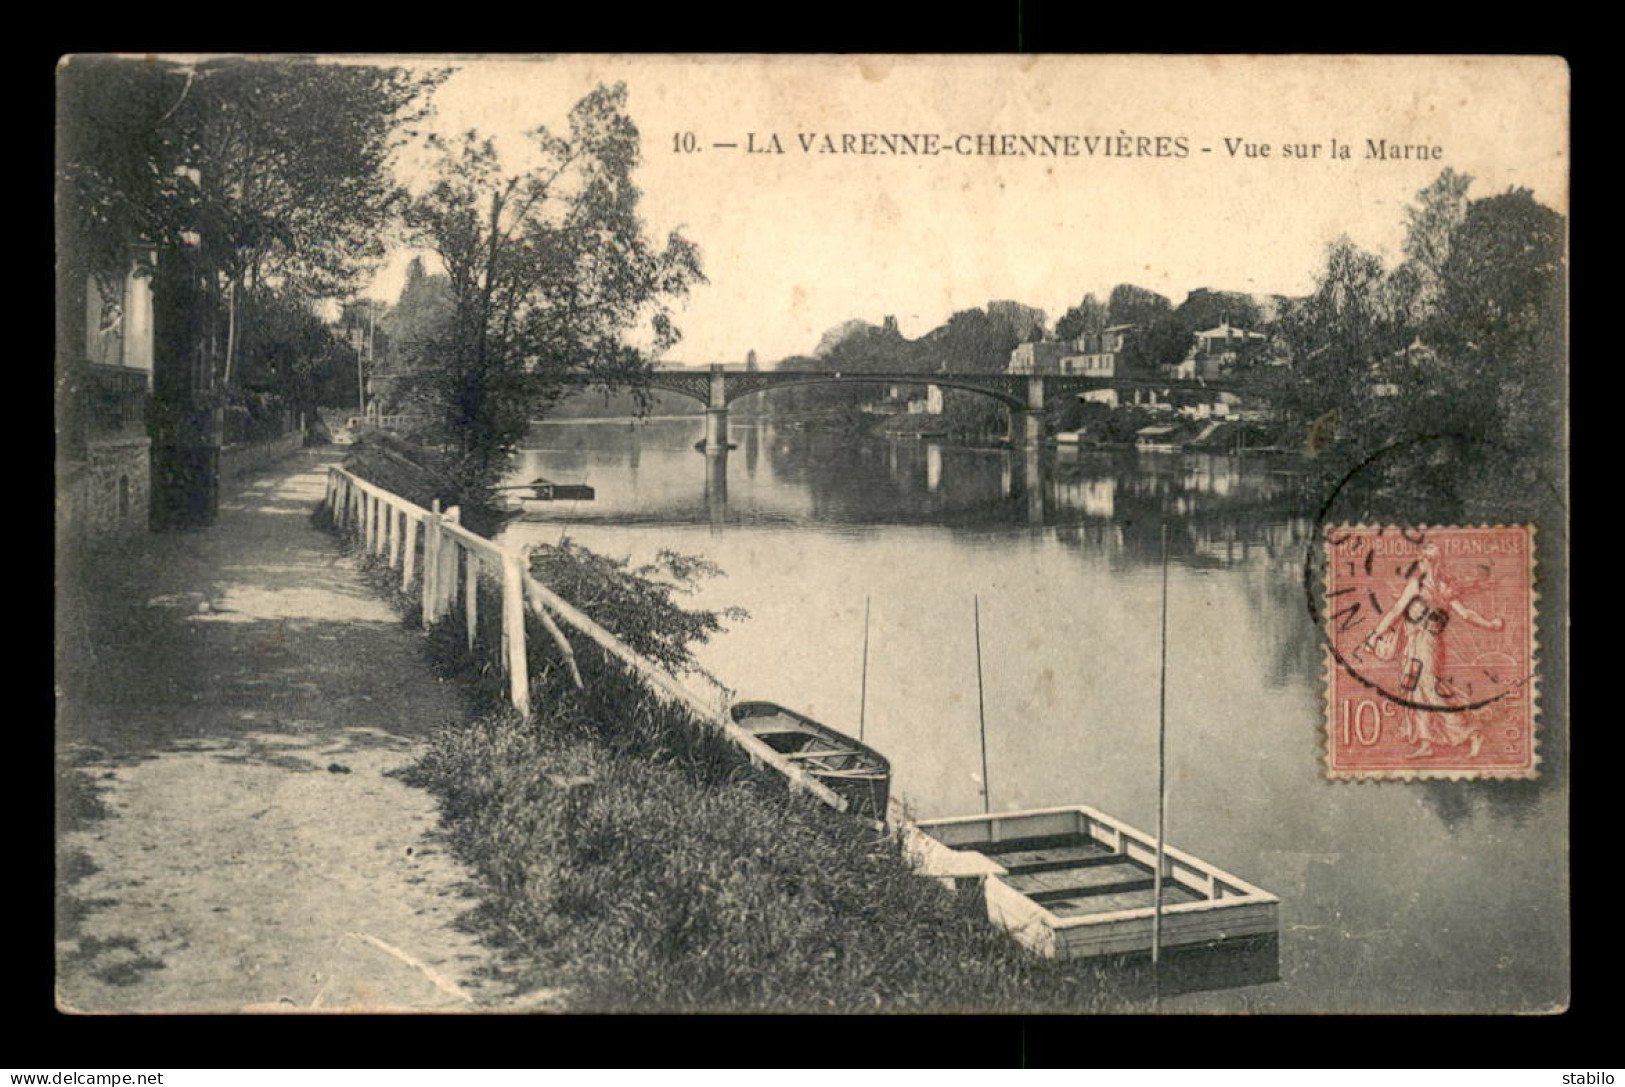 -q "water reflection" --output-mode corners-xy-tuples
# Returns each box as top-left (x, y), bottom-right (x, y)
(705, 449), (727, 531)
(508, 420), (1310, 546)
